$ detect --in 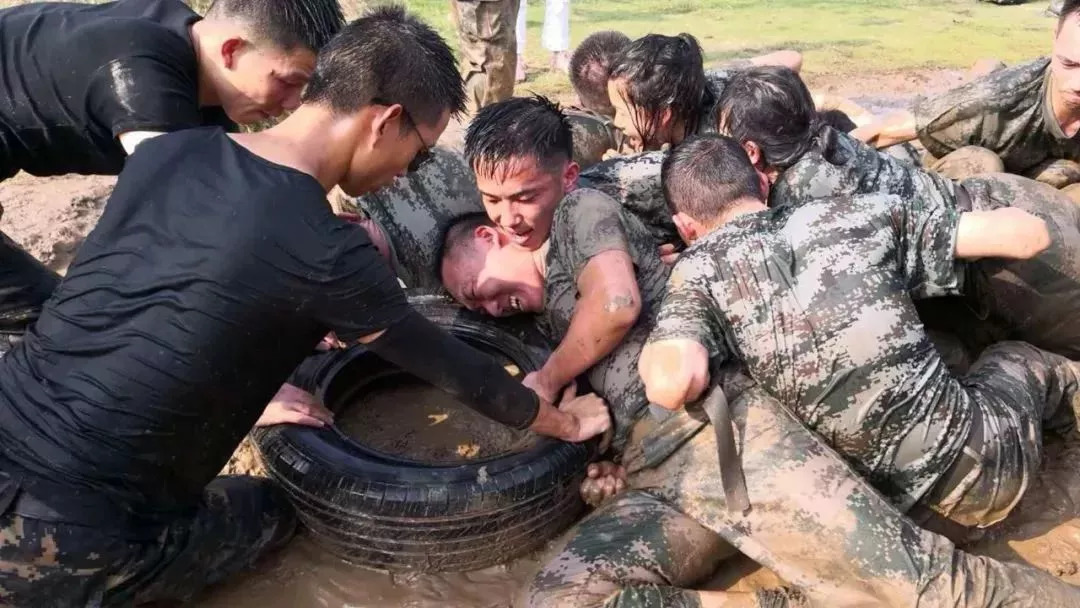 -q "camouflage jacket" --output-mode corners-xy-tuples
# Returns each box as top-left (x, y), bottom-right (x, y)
(566, 107), (631, 170)
(542, 188), (670, 447)
(914, 57), (1080, 172)
(770, 125), (963, 213)
(649, 193), (973, 509)
(354, 147), (483, 290)
(578, 151), (677, 247)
